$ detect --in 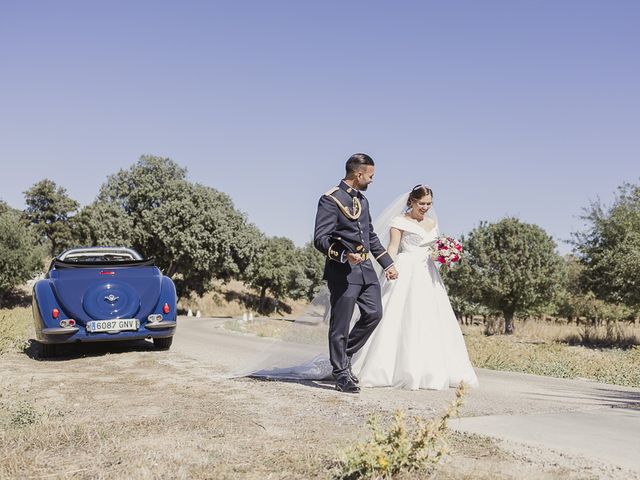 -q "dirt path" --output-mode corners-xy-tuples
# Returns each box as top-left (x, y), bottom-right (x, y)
(1, 317), (639, 479)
